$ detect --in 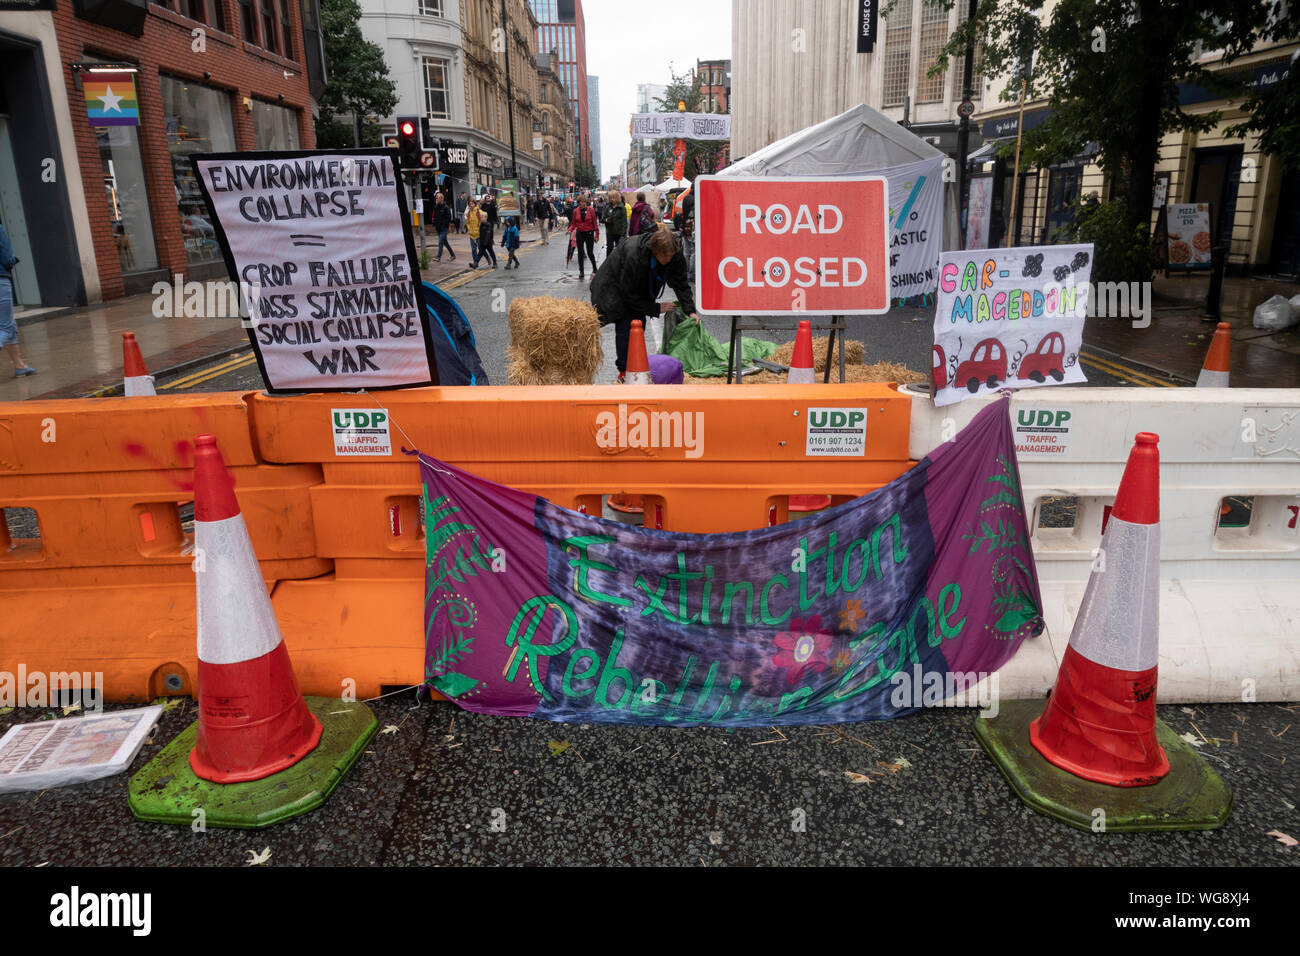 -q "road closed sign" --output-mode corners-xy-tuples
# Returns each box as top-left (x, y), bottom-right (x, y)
(695, 176), (890, 315)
